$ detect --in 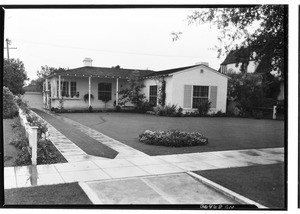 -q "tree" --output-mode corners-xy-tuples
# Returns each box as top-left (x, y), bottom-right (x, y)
(118, 72), (146, 107)
(3, 86), (18, 118)
(3, 58), (29, 95)
(227, 73), (278, 116)
(37, 65), (67, 79)
(175, 5), (286, 77)
(36, 65), (68, 91)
